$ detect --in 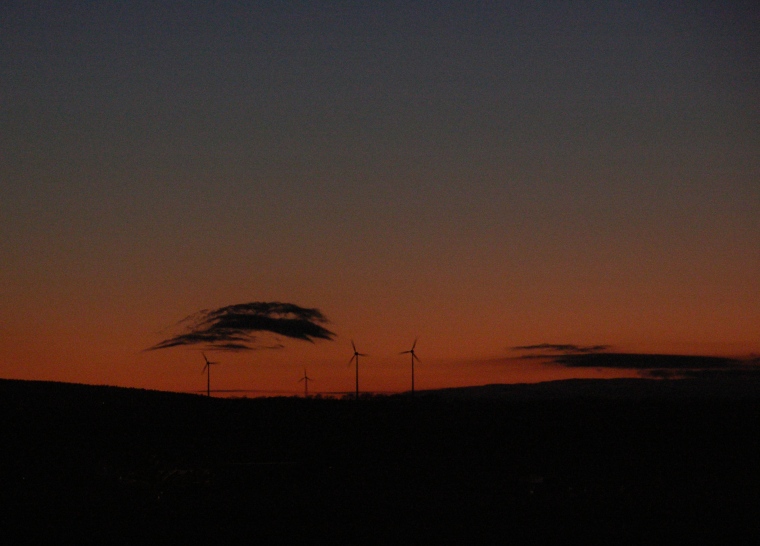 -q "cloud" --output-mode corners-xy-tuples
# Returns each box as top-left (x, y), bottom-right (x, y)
(551, 352), (742, 370)
(644, 368), (760, 380)
(147, 302), (335, 351)
(513, 343), (760, 377)
(513, 343), (610, 354)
